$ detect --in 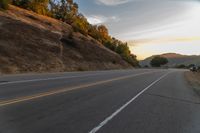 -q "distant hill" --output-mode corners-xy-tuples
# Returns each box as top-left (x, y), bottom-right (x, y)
(140, 53), (200, 67)
(0, 5), (132, 74)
